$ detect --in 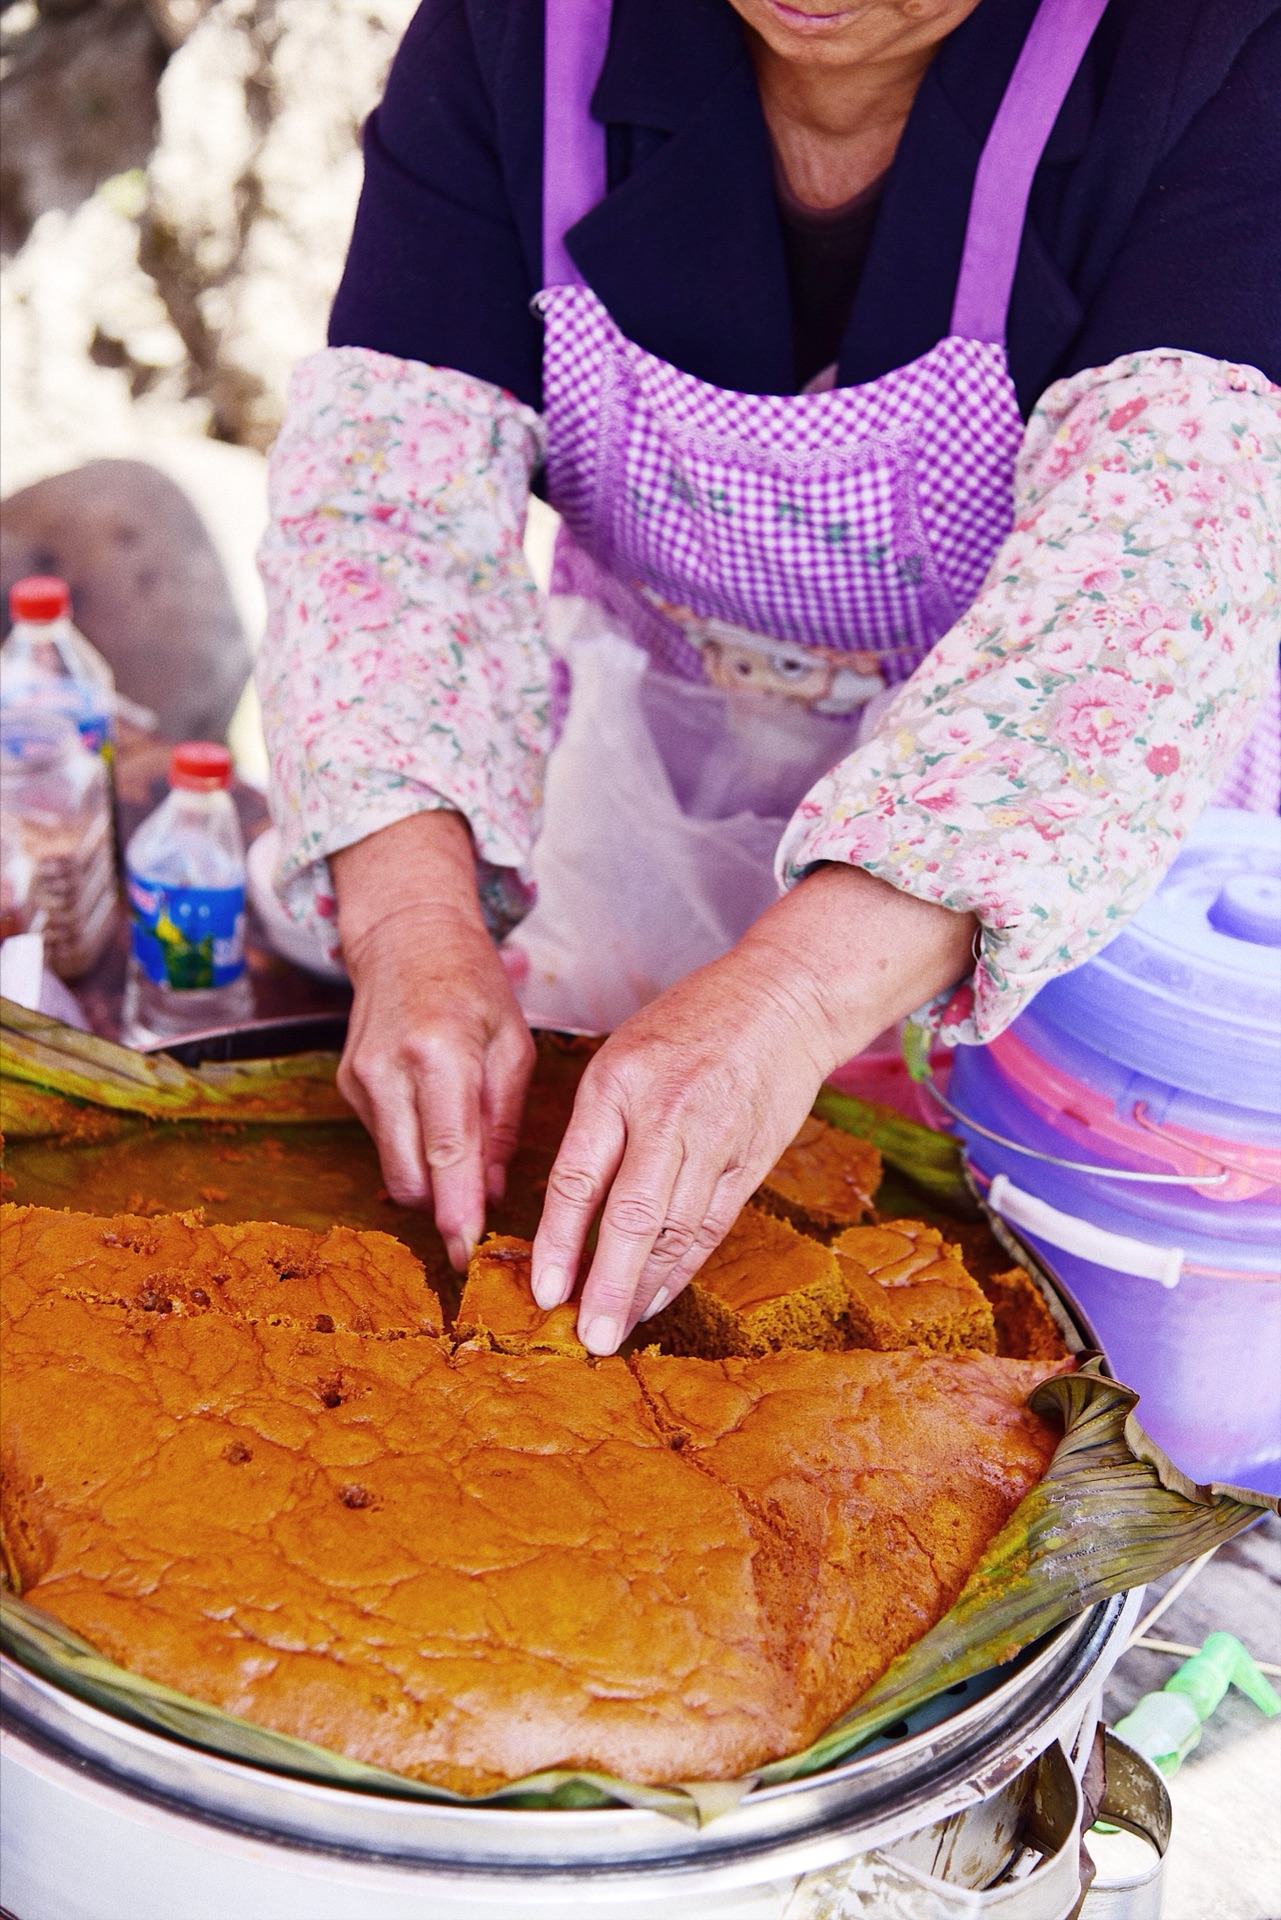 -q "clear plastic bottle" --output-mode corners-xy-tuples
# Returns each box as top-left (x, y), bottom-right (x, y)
(0, 804), (35, 944)
(122, 741), (253, 1046)
(1, 576), (116, 760)
(0, 706), (118, 977)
